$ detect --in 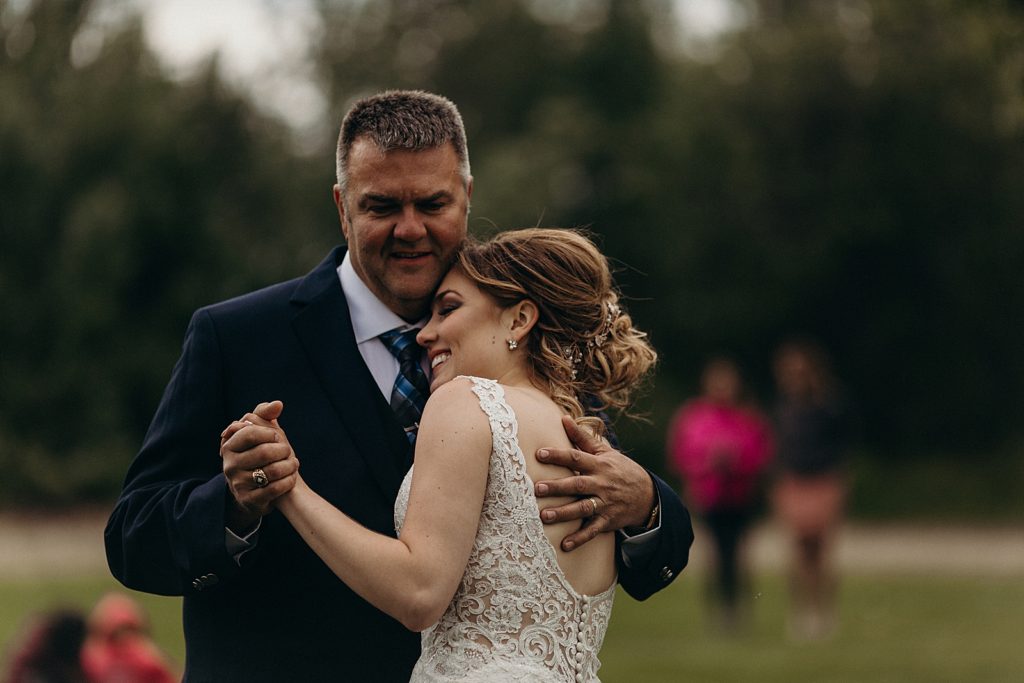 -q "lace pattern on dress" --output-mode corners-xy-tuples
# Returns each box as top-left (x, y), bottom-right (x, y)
(394, 376), (614, 682)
